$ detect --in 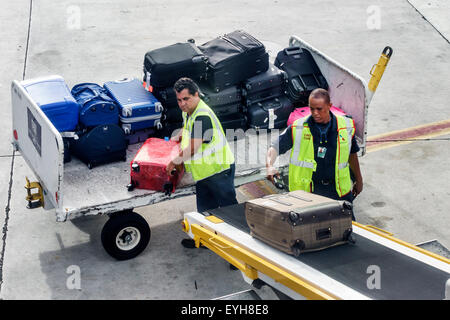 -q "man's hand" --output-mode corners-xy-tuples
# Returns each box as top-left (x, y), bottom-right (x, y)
(166, 160), (176, 176)
(352, 179), (363, 198)
(266, 165), (280, 184)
